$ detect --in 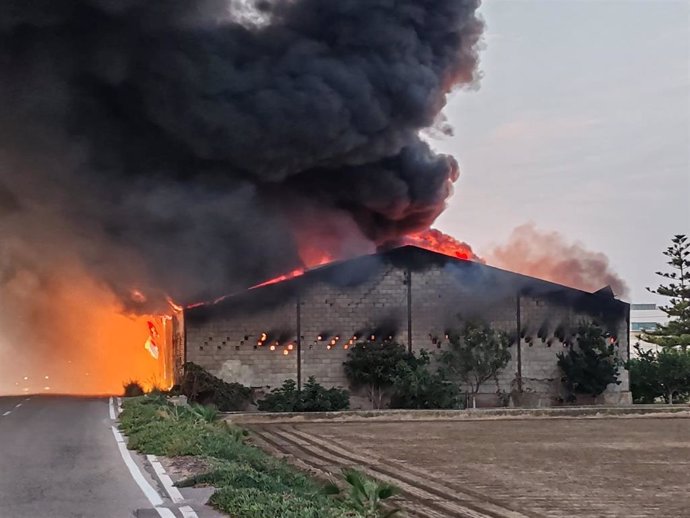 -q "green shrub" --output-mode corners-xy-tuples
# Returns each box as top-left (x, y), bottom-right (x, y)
(257, 379), (300, 412)
(189, 403), (220, 423)
(181, 362), (253, 411)
(627, 345), (690, 404)
(258, 377), (350, 412)
(209, 487), (356, 518)
(179, 461), (318, 496)
(123, 380), (145, 397)
(557, 322), (622, 402)
(324, 469), (400, 518)
(439, 322), (512, 408)
(148, 385), (169, 397)
(390, 350), (460, 409)
(344, 342), (413, 408)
